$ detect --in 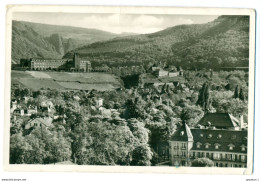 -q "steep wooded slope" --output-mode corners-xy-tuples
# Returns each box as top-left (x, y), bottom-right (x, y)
(63, 15), (249, 69)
